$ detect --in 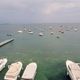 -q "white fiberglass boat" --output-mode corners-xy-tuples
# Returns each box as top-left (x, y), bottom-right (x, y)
(66, 60), (80, 80)
(74, 28), (78, 32)
(0, 58), (7, 71)
(21, 62), (37, 80)
(50, 32), (54, 35)
(28, 31), (34, 34)
(17, 30), (23, 33)
(4, 61), (22, 80)
(39, 32), (44, 36)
